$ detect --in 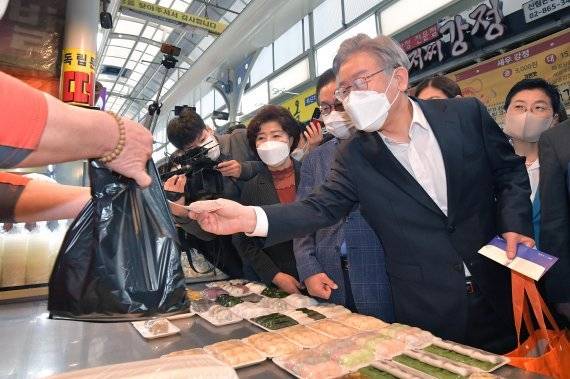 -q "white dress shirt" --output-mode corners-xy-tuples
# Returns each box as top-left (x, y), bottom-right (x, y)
(526, 159), (540, 203)
(379, 99), (448, 216)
